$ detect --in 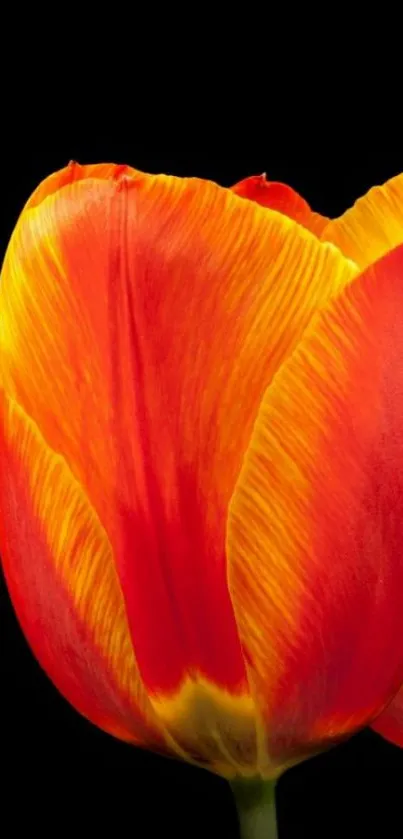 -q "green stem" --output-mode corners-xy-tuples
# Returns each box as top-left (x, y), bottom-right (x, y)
(230, 777), (278, 839)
